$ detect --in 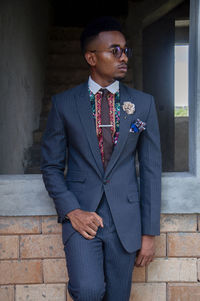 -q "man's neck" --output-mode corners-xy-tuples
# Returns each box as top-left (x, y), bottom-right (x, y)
(90, 74), (115, 88)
